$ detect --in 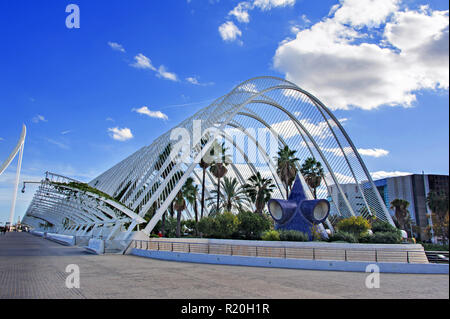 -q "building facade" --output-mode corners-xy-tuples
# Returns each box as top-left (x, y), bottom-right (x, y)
(373, 174), (449, 240)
